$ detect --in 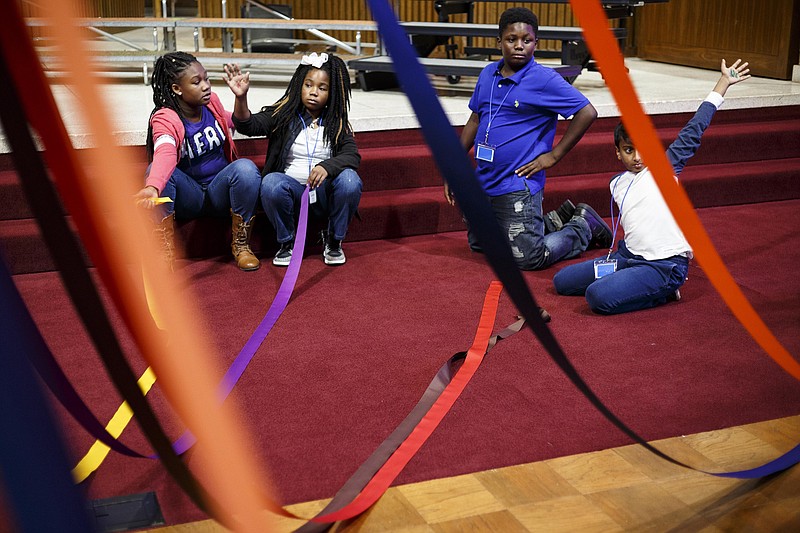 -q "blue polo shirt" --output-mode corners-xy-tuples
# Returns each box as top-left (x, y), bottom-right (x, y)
(468, 59), (590, 197)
